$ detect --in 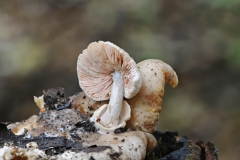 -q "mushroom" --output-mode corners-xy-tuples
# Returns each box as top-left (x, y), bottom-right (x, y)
(4, 99), (157, 160)
(126, 59), (178, 133)
(0, 131), (156, 160)
(33, 95), (46, 113)
(7, 108), (90, 138)
(77, 41), (142, 133)
(0, 146), (47, 160)
(7, 115), (38, 135)
(70, 91), (107, 117)
(26, 142), (39, 149)
(57, 131), (156, 160)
